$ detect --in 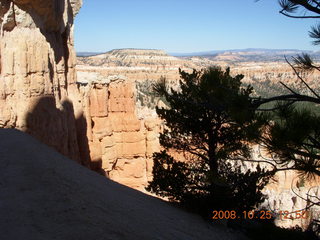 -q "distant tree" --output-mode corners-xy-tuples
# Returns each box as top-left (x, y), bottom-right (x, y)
(146, 67), (272, 215)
